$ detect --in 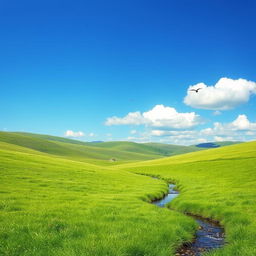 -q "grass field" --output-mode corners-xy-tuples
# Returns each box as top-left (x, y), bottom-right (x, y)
(0, 132), (256, 255)
(120, 141), (256, 255)
(0, 138), (195, 256)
